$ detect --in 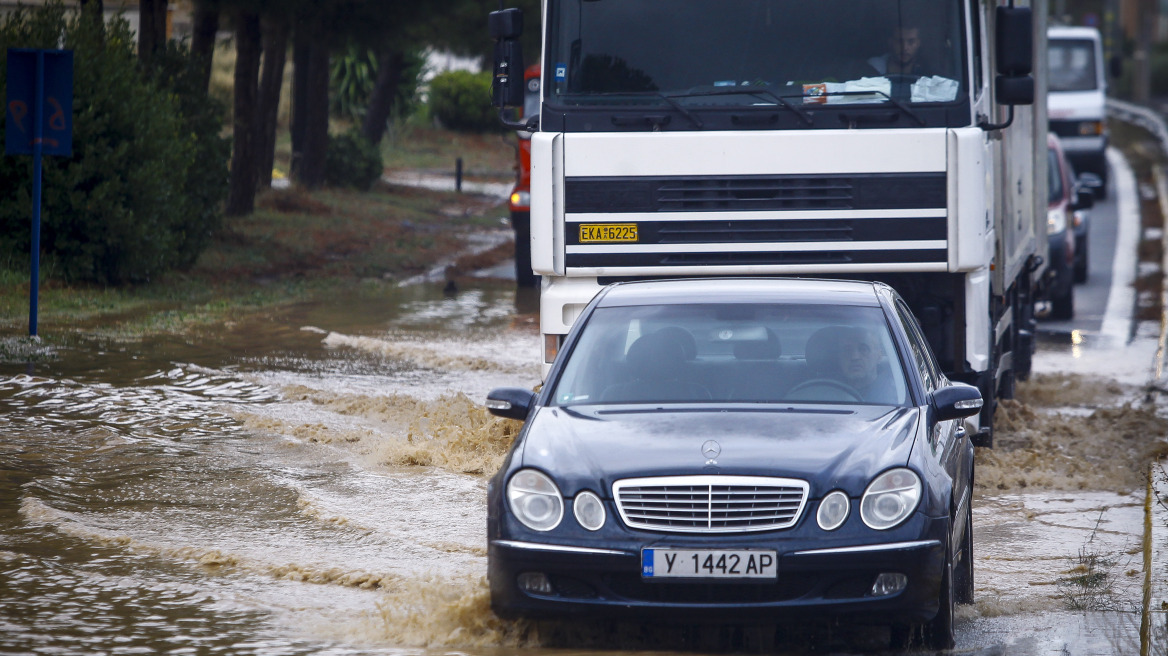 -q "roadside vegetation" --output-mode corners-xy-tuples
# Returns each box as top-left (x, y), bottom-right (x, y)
(0, 2), (522, 349)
